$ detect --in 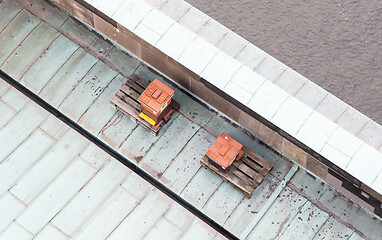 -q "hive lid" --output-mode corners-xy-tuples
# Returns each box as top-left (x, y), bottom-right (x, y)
(206, 132), (243, 169)
(138, 79), (175, 113)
